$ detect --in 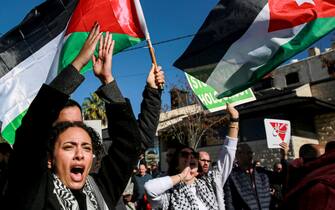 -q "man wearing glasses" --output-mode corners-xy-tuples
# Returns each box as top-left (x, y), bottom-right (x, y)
(198, 151), (212, 176)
